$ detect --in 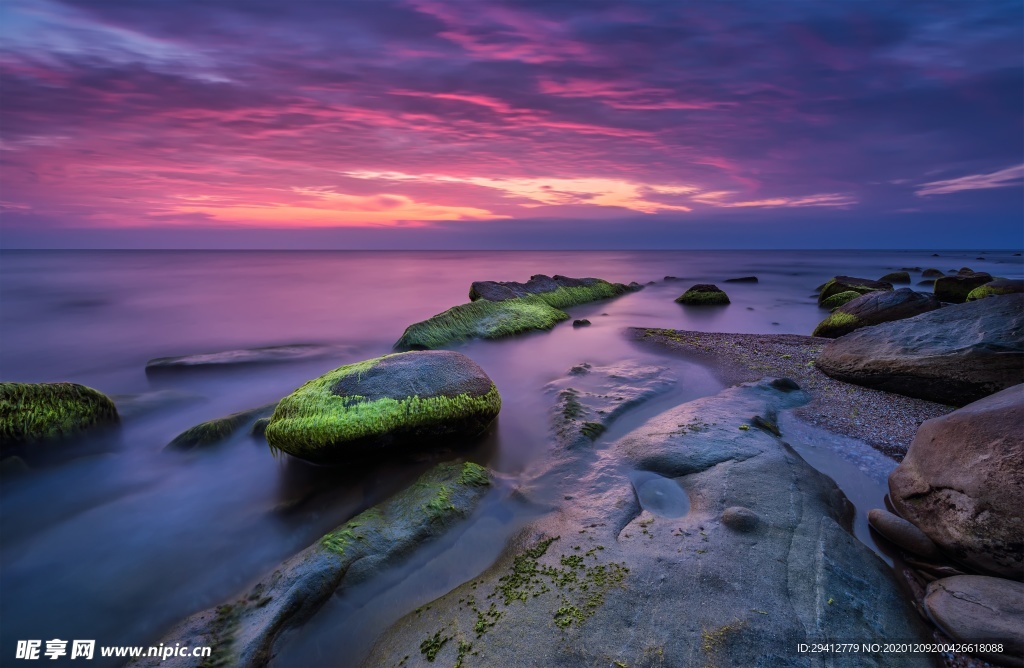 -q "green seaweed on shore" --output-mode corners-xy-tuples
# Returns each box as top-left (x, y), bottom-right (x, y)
(820, 290), (860, 310)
